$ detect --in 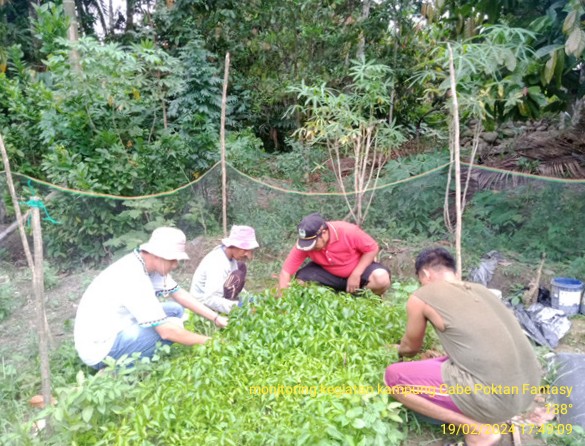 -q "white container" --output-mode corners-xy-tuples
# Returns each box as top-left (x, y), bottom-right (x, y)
(551, 277), (584, 316)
